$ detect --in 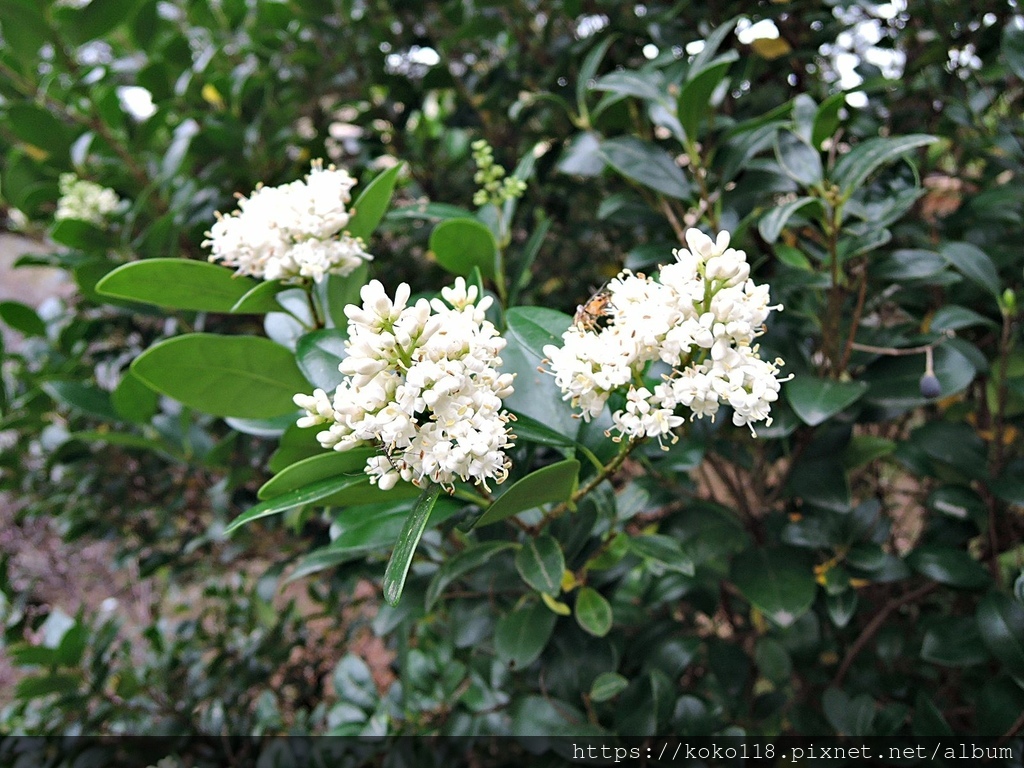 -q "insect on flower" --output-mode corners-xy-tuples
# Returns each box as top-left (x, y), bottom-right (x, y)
(573, 288), (614, 332)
